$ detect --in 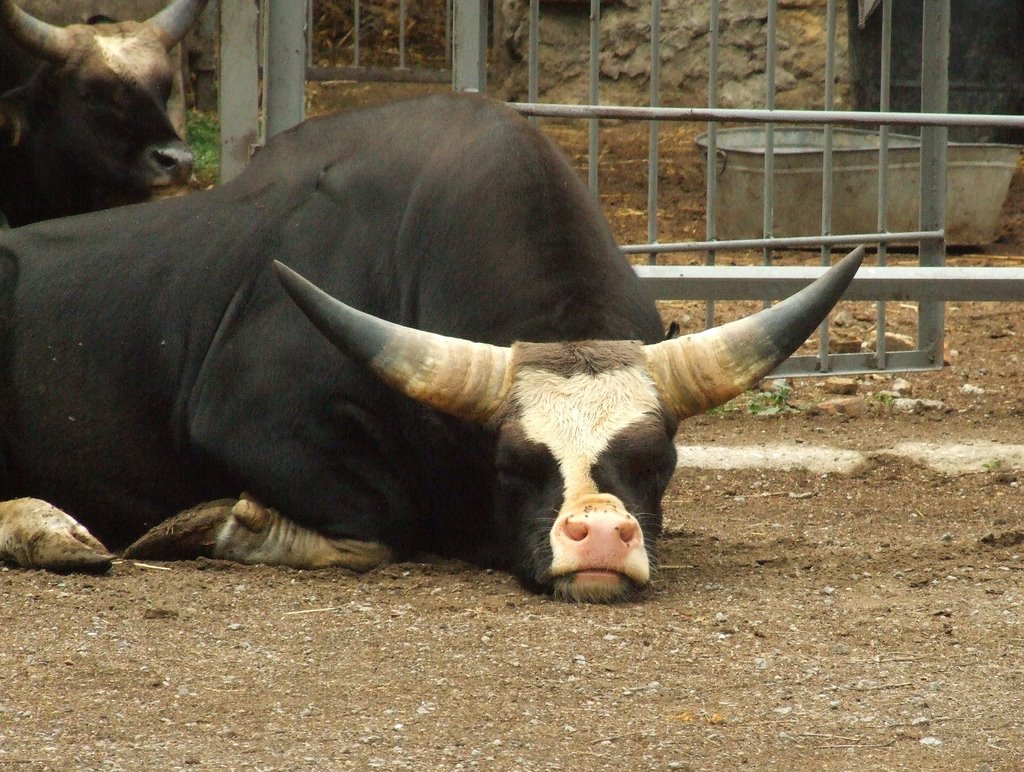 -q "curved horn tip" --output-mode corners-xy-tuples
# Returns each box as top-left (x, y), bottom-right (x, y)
(0, 0), (74, 62)
(764, 243), (865, 335)
(643, 245), (865, 421)
(148, 0), (210, 48)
